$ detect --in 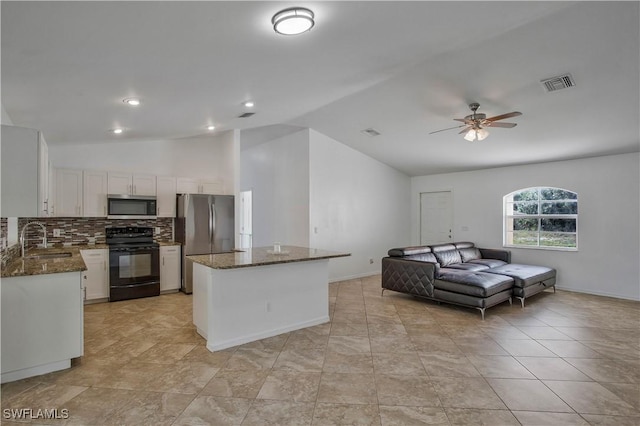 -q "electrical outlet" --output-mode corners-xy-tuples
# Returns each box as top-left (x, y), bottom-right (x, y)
(53, 229), (61, 237)
(369, 258), (374, 264)
(155, 227), (161, 234)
